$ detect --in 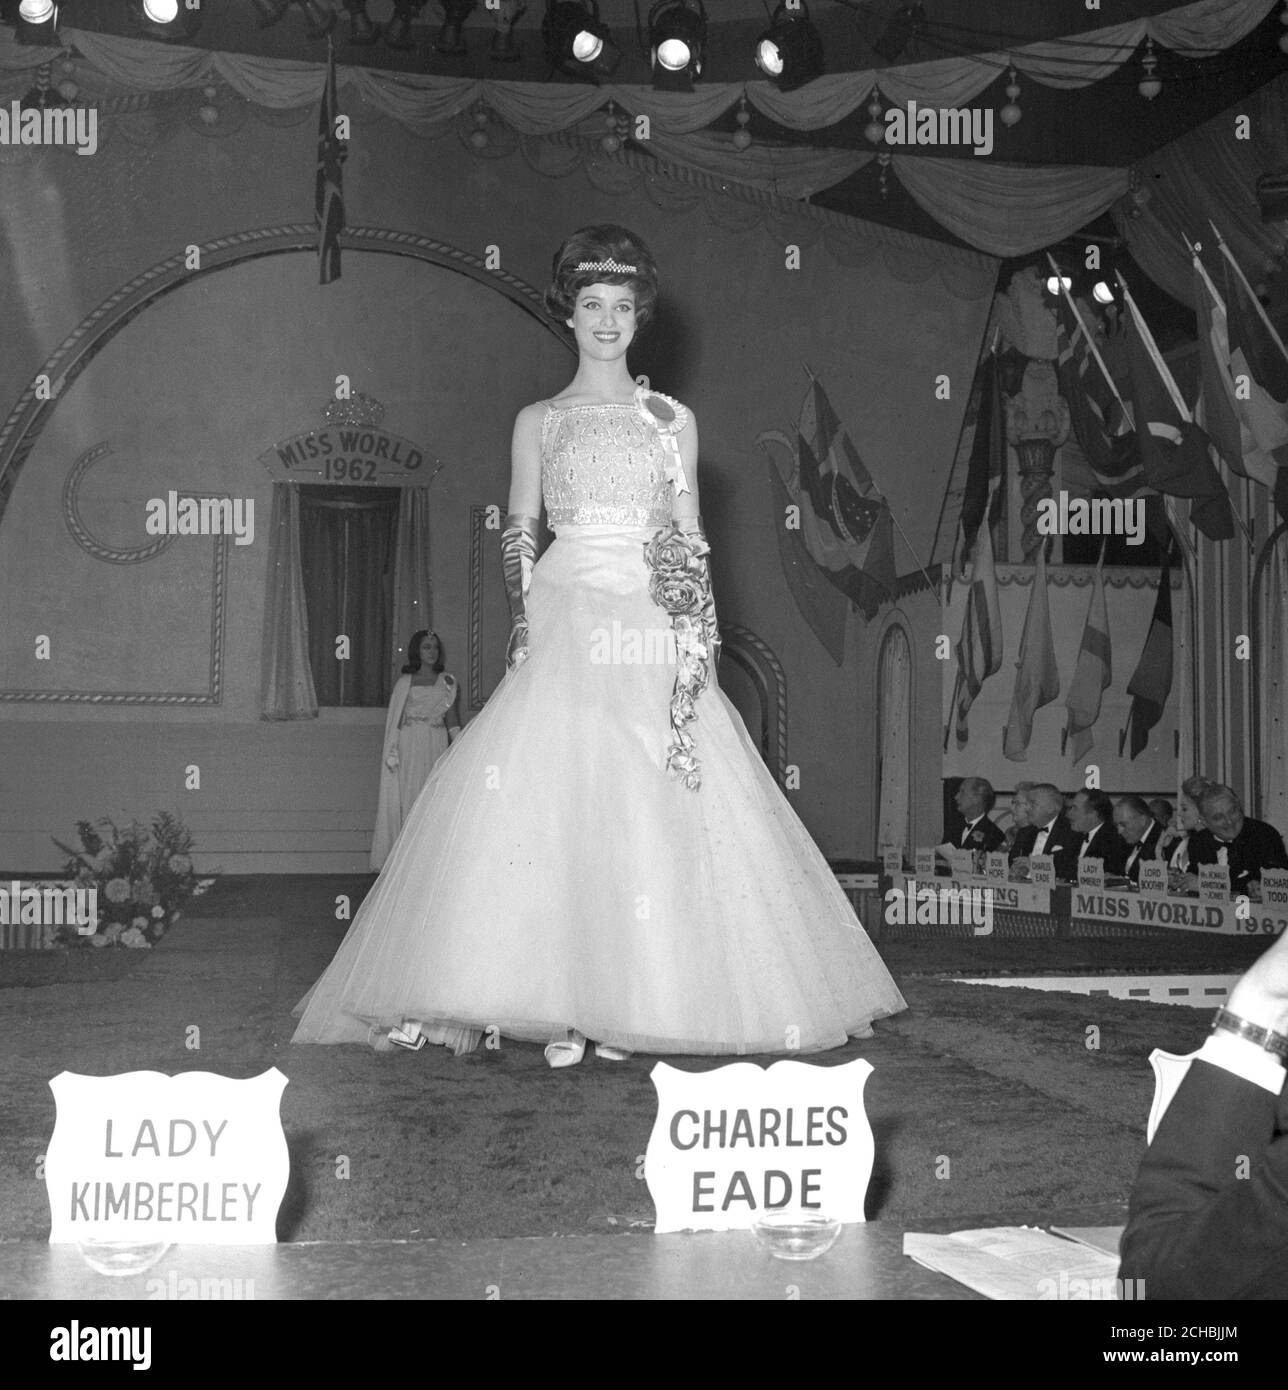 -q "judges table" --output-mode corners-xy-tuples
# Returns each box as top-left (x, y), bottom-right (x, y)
(829, 862), (1288, 941)
(0, 1208), (1125, 1300)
